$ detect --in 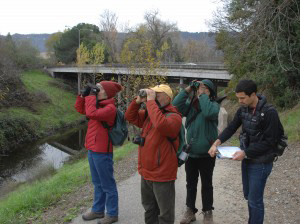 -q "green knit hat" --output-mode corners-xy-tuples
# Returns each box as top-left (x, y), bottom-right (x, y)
(202, 79), (216, 96)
